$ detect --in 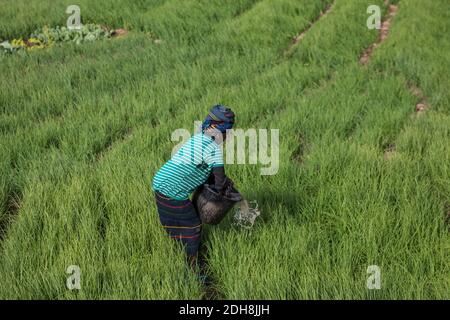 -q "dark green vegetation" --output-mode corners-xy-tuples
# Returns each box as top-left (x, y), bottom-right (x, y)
(0, 0), (448, 299)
